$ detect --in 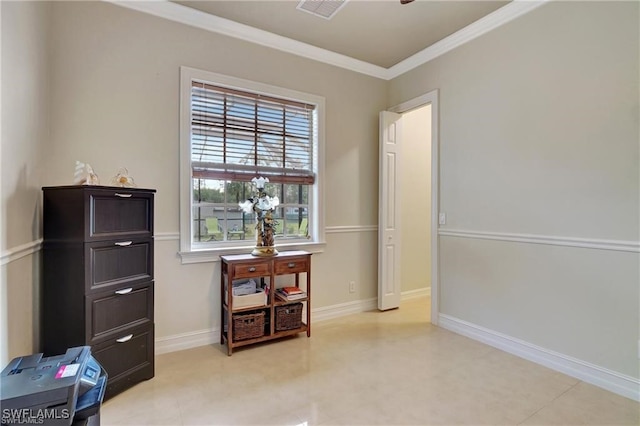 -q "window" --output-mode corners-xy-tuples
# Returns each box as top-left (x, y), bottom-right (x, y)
(179, 67), (325, 262)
